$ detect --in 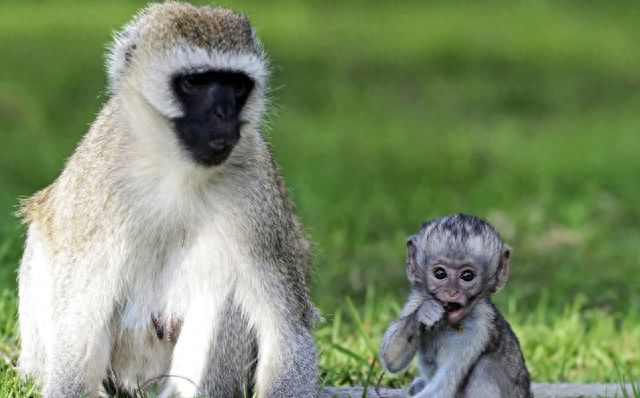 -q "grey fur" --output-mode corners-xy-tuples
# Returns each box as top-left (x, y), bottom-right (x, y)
(379, 214), (531, 398)
(17, 3), (318, 398)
